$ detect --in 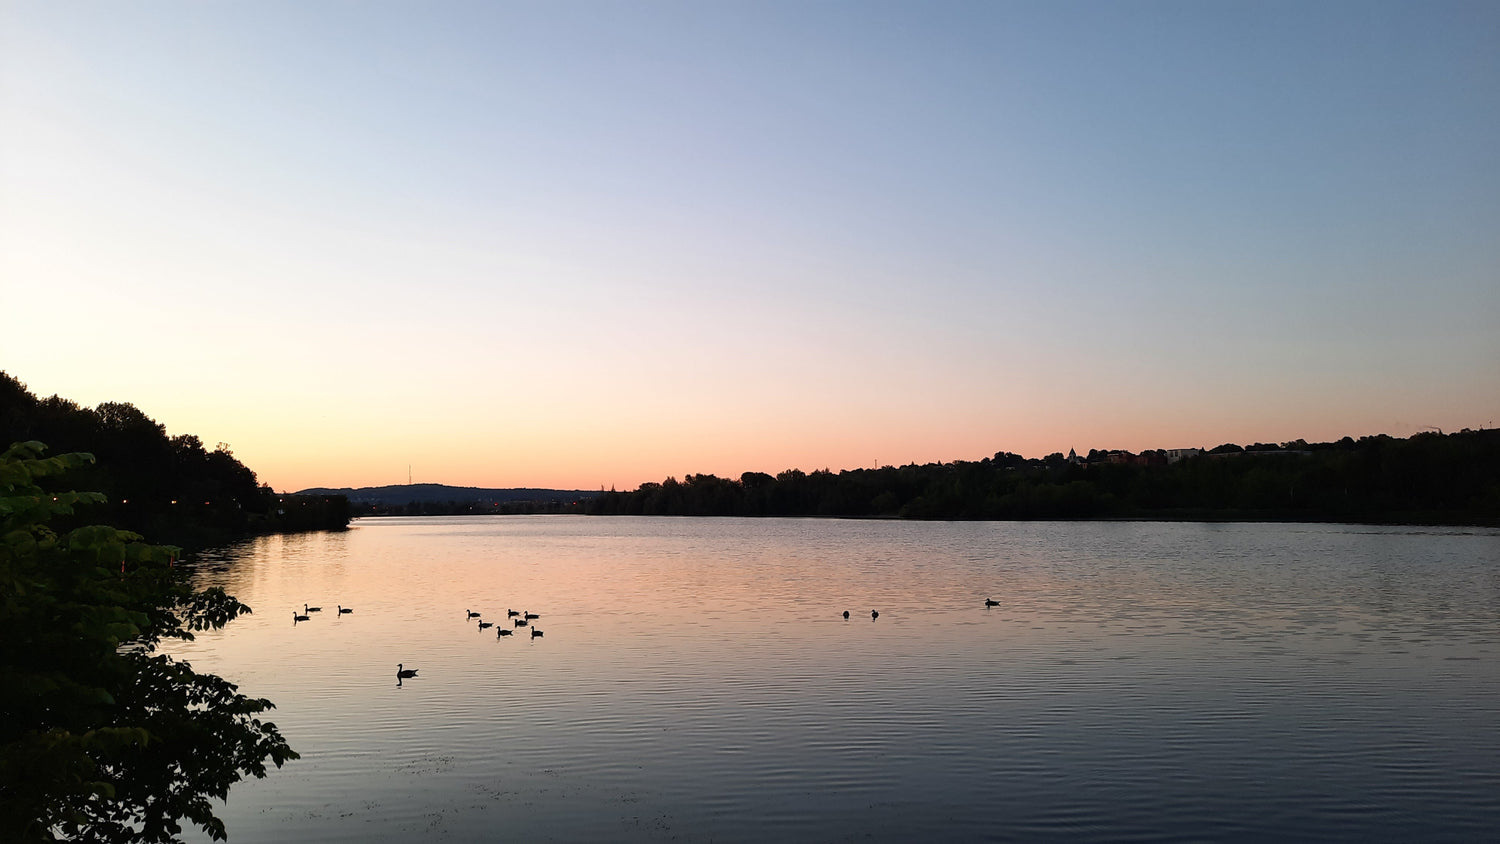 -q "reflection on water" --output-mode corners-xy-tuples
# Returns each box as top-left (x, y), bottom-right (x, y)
(176, 517), (1500, 842)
